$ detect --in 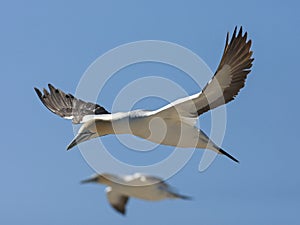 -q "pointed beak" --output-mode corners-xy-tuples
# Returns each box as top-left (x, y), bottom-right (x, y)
(67, 131), (95, 150)
(81, 177), (98, 184)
